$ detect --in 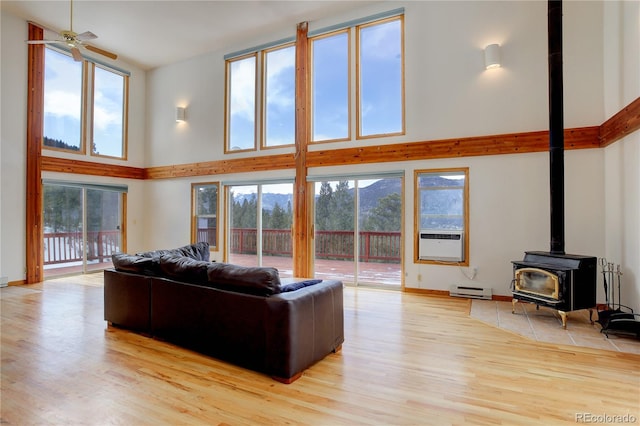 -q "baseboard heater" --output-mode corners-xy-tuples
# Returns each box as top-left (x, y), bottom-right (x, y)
(449, 285), (492, 300)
